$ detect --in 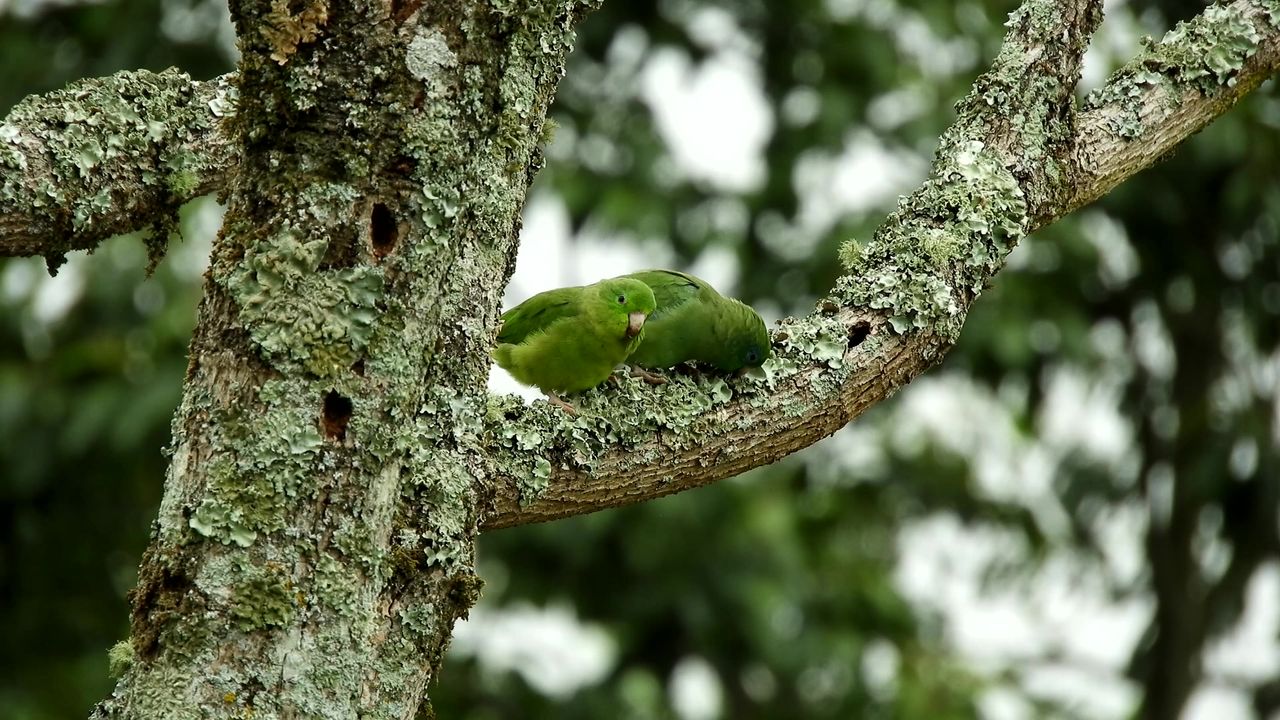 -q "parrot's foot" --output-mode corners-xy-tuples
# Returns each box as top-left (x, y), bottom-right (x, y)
(628, 366), (668, 385)
(545, 391), (578, 415)
(675, 363), (703, 382)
